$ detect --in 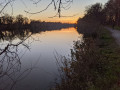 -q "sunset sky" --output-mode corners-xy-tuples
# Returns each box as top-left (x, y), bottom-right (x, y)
(4, 0), (108, 23)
